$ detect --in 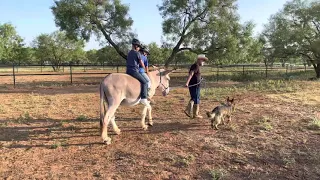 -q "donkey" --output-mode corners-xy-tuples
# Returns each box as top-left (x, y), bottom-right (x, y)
(99, 68), (174, 144)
